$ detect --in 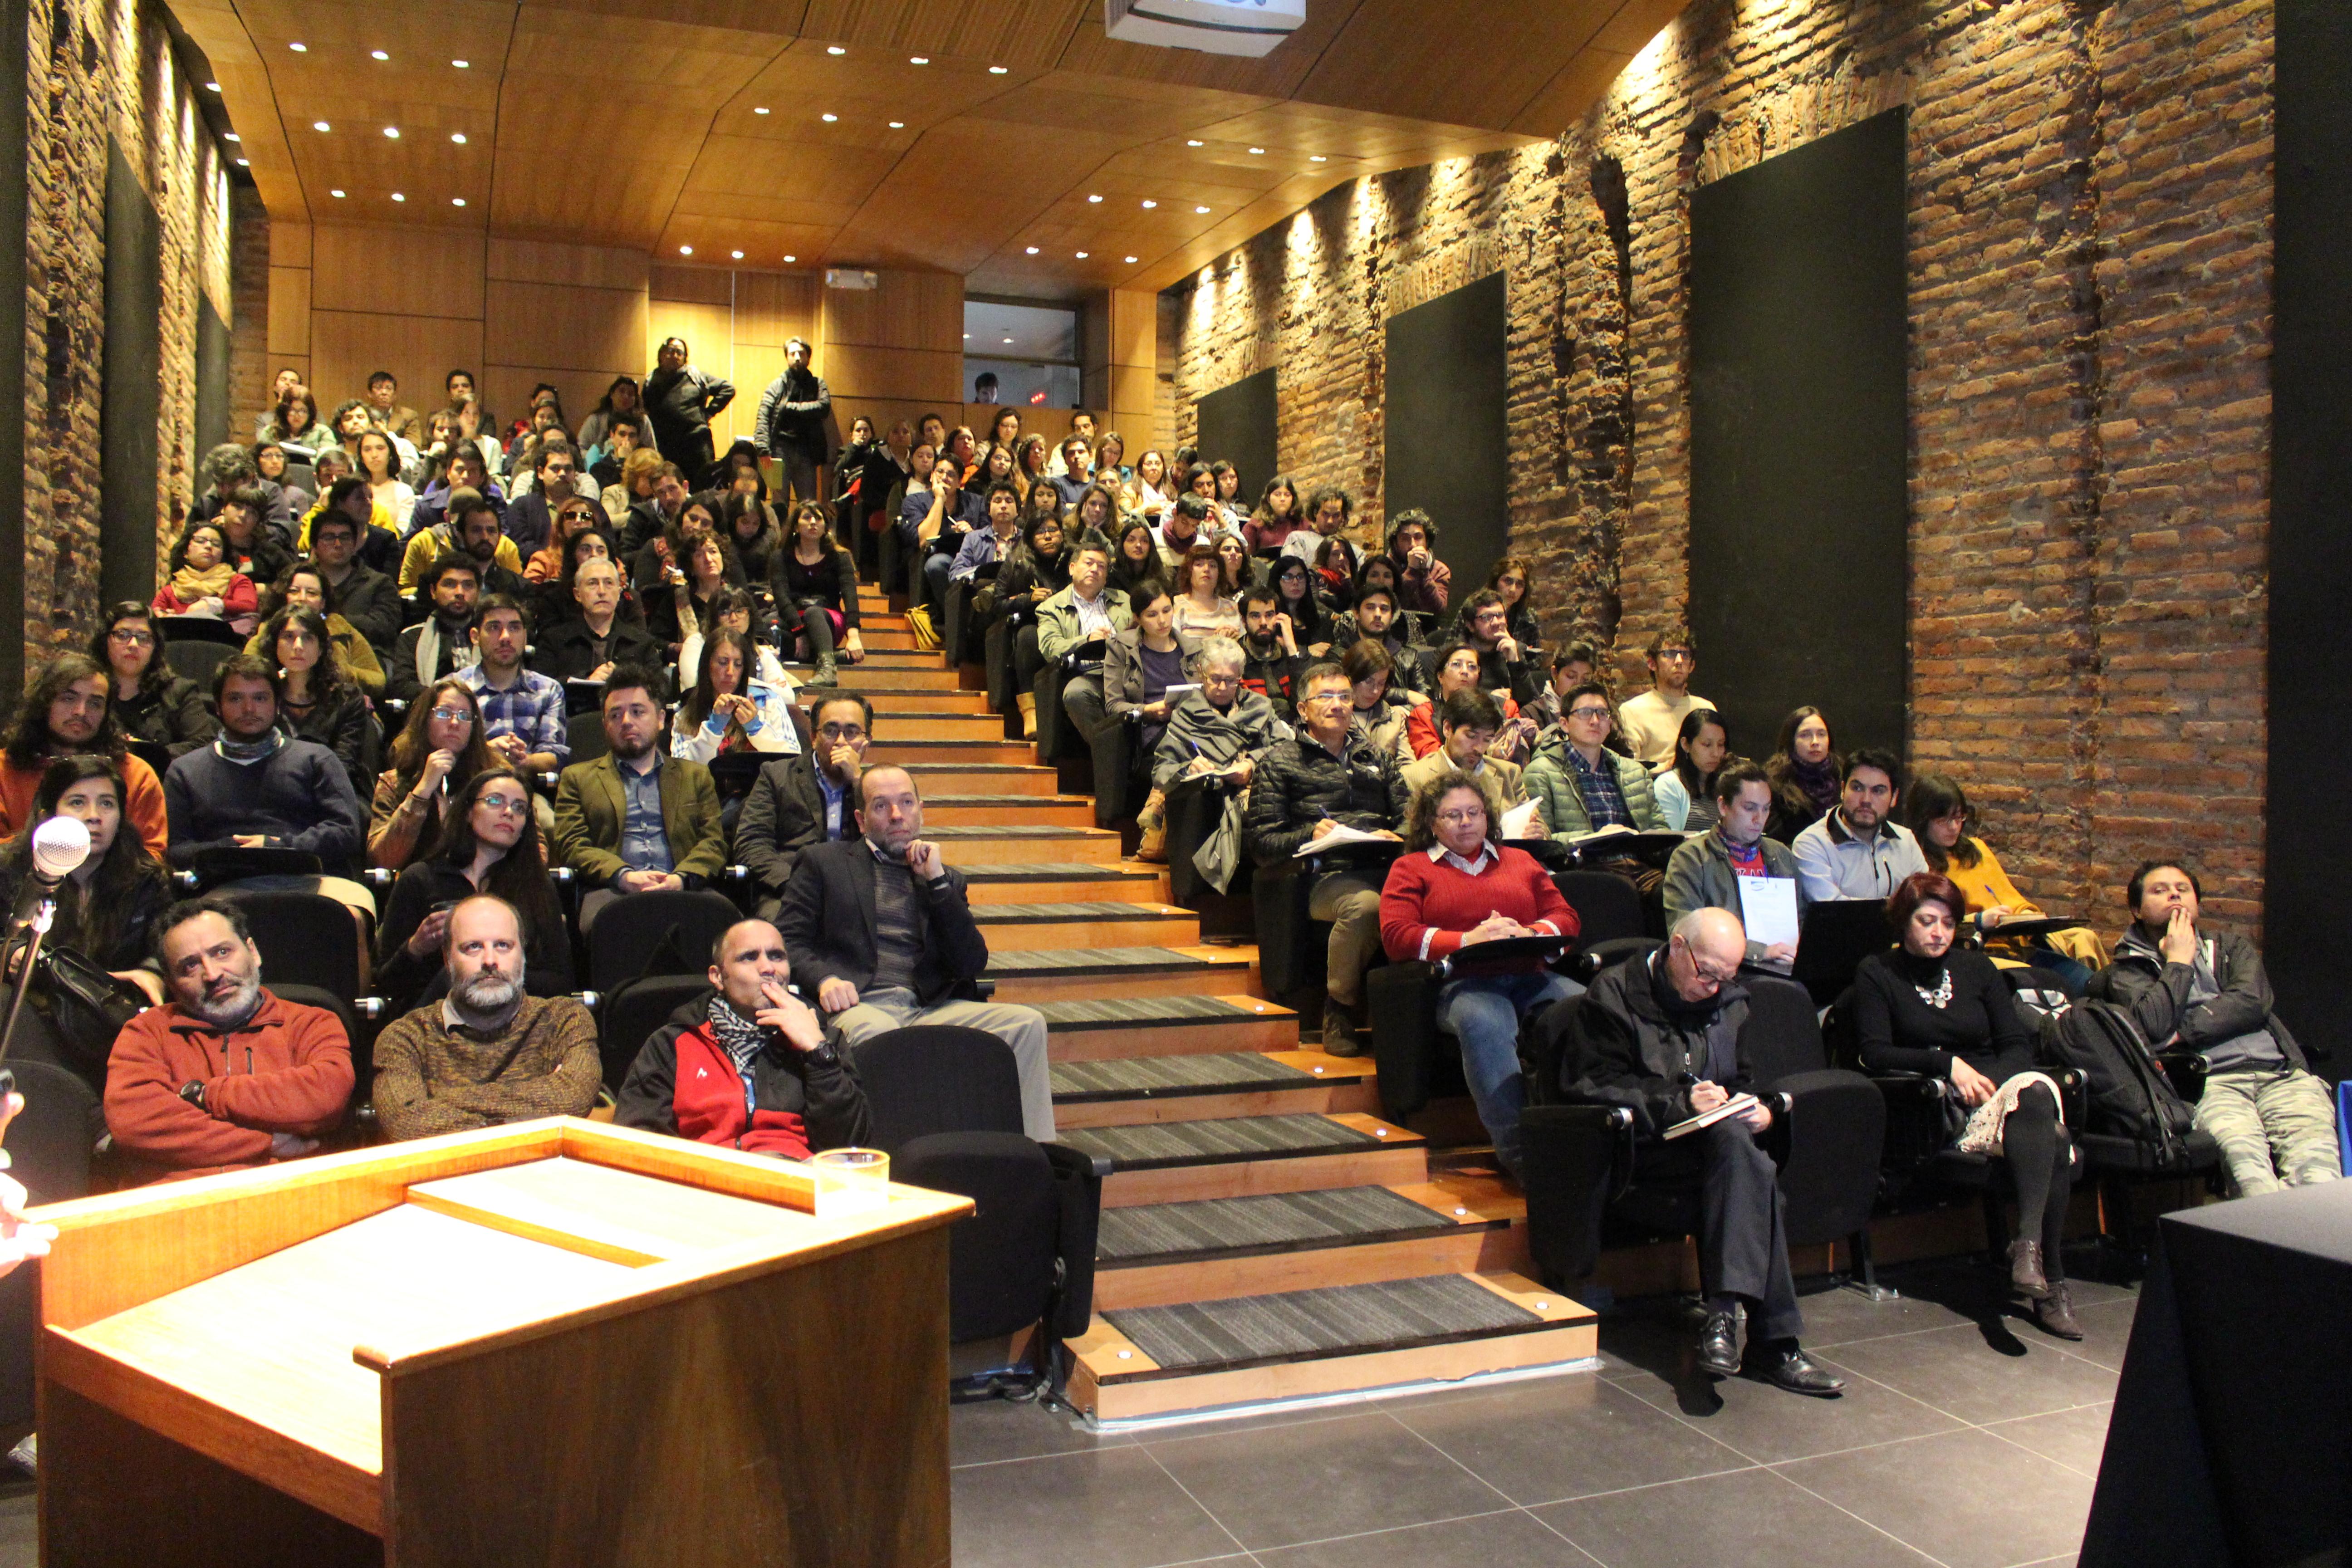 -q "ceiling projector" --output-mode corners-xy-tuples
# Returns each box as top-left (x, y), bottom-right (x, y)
(1106, 0), (1306, 58)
